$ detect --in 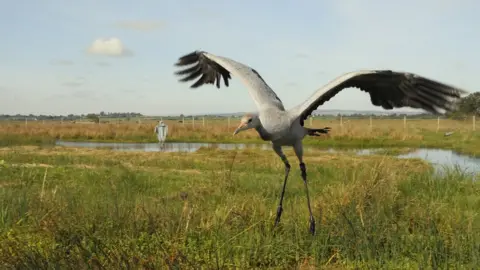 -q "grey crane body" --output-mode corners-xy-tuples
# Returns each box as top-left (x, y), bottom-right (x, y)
(174, 50), (468, 235)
